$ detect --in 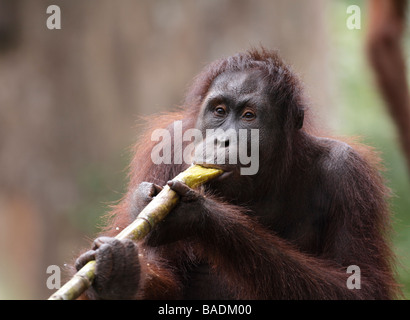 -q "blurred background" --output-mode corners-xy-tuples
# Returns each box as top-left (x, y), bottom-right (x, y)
(0, 0), (409, 299)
